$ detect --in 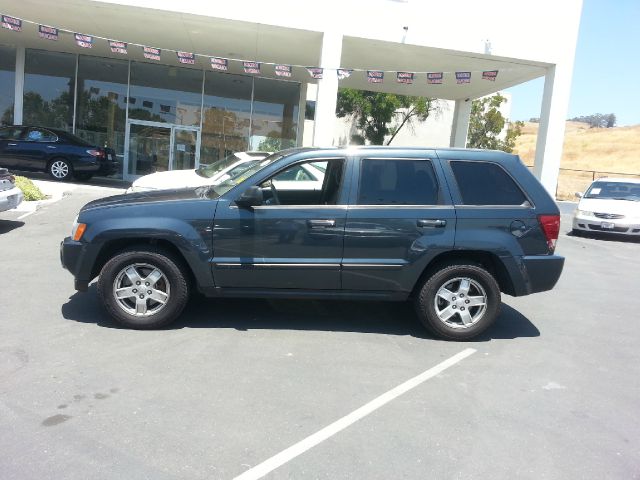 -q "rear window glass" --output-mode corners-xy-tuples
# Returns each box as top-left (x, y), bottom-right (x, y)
(450, 161), (527, 205)
(358, 159), (439, 205)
